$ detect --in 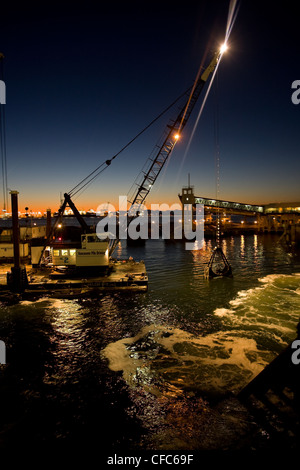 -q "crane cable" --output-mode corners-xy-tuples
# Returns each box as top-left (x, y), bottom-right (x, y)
(214, 70), (221, 247)
(0, 53), (8, 213)
(204, 68), (232, 278)
(68, 85), (194, 199)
